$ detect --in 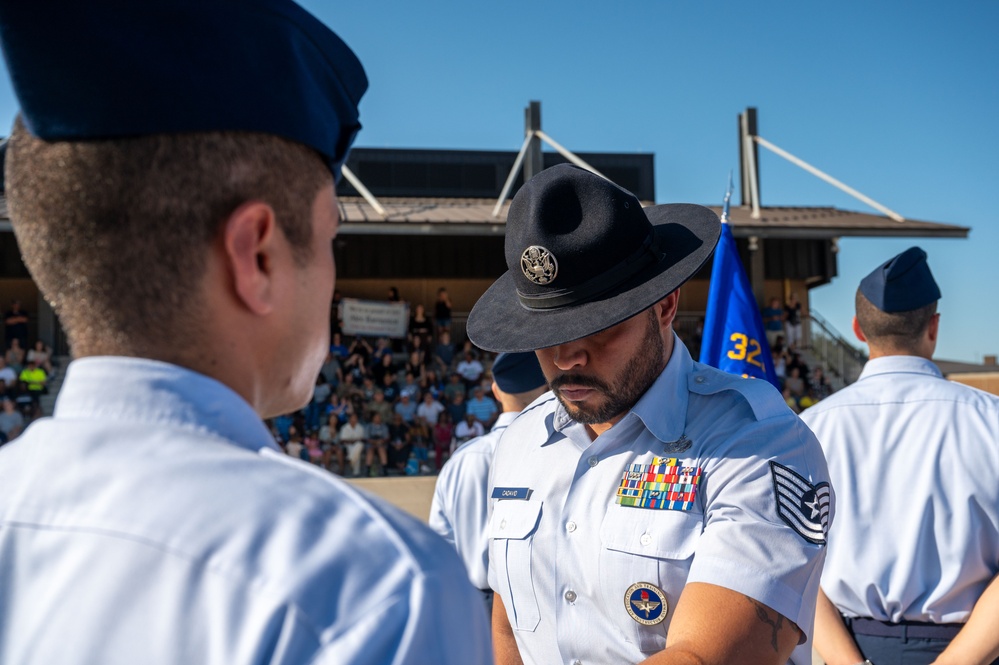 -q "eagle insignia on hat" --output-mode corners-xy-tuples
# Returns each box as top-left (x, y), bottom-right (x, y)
(520, 245), (558, 285)
(625, 582), (668, 625)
